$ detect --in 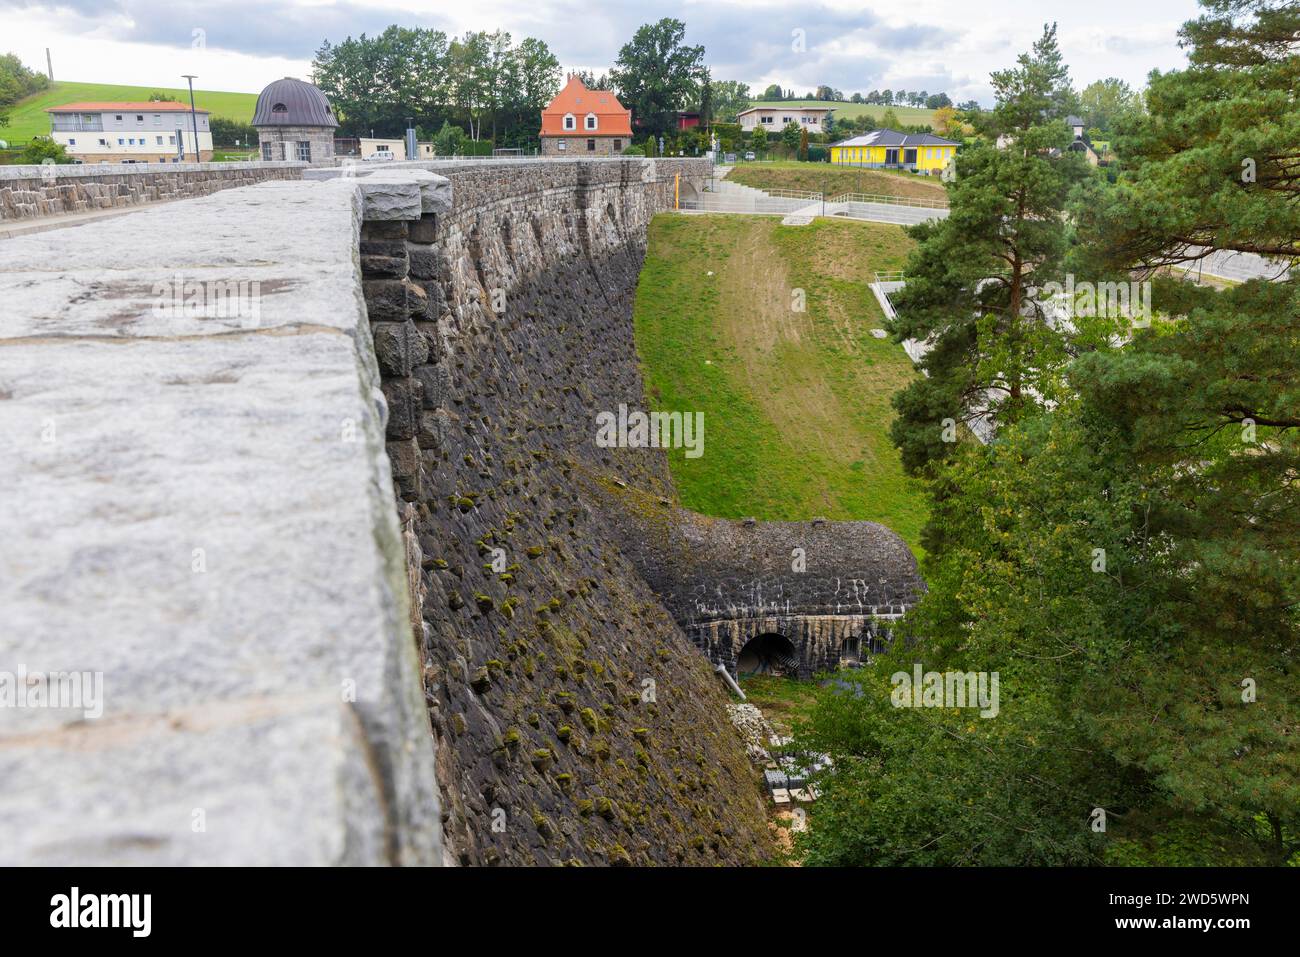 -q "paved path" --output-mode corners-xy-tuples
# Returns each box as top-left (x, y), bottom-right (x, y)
(1174, 246), (1291, 283)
